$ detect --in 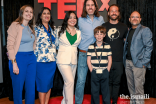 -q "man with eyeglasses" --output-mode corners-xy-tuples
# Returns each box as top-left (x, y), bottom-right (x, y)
(123, 11), (153, 104)
(102, 4), (128, 104)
